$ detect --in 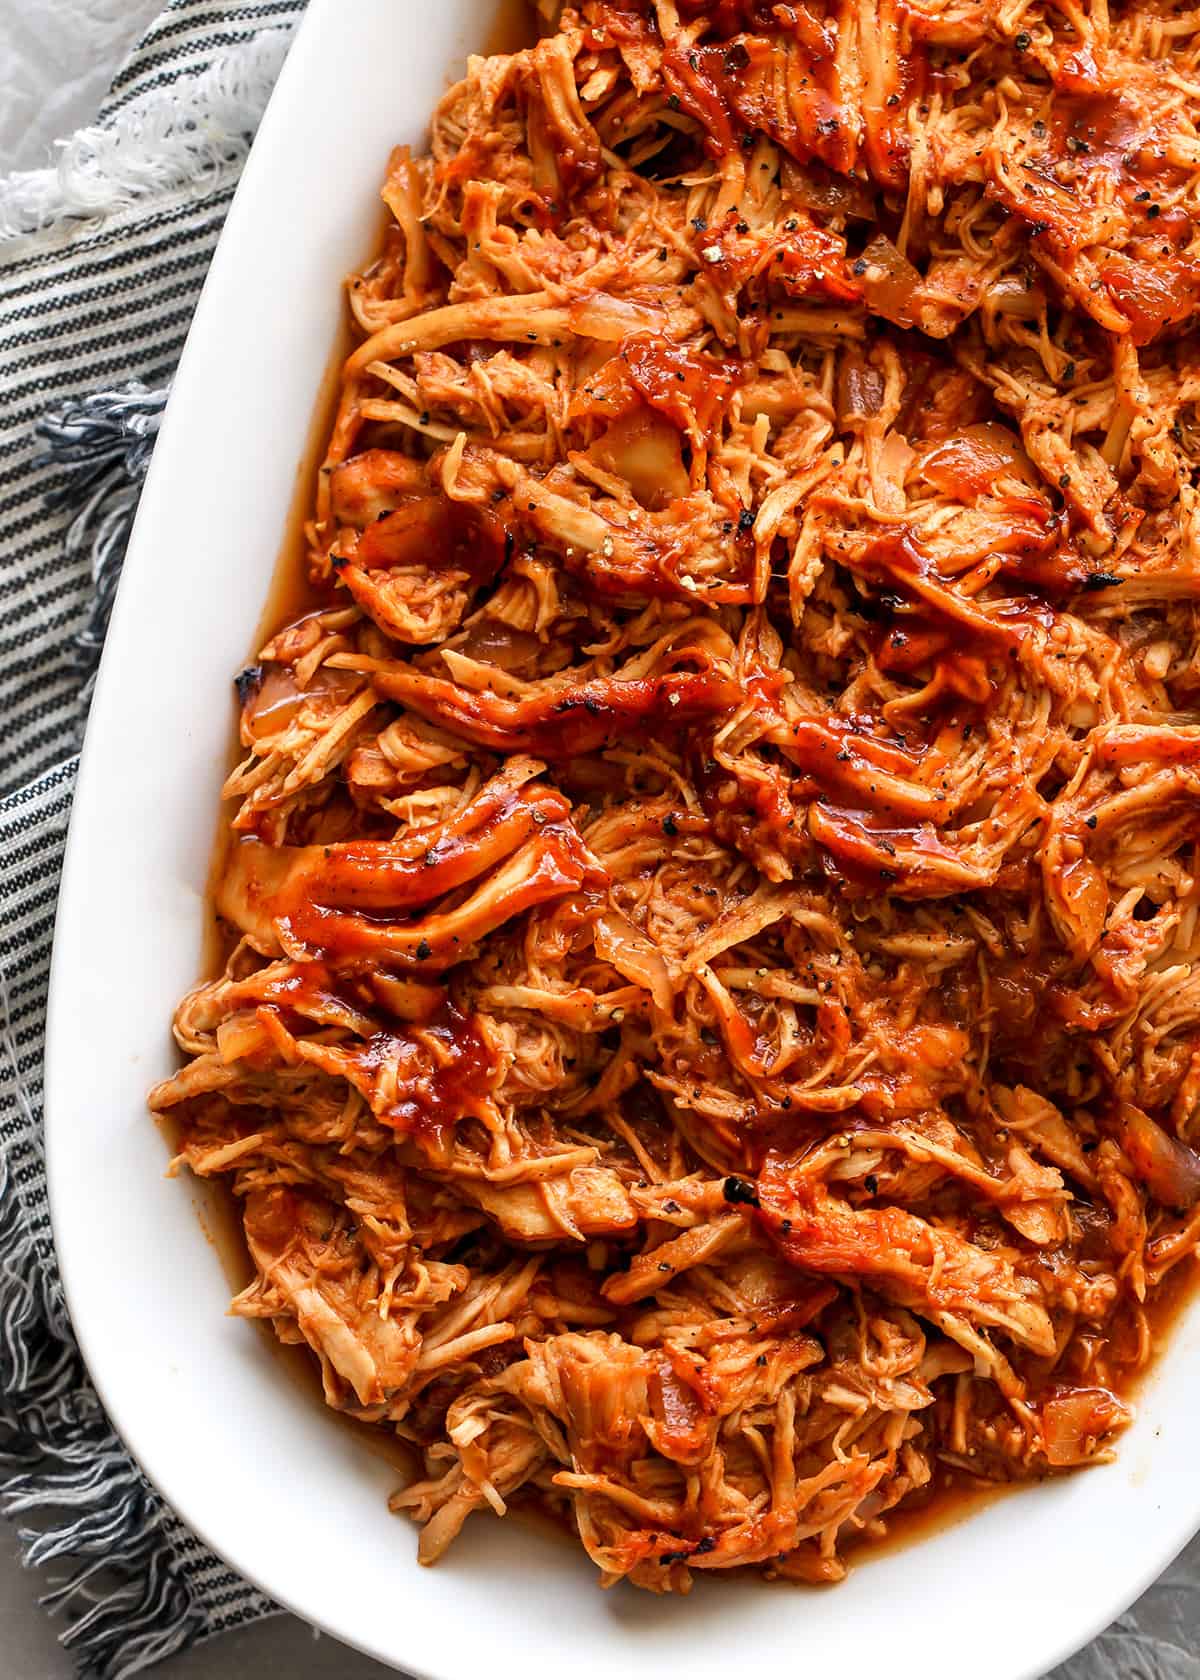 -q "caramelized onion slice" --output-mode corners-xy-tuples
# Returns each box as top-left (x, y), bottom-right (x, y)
(458, 620), (541, 670)
(984, 273), (1048, 320)
(593, 910), (673, 1012)
(836, 353), (885, 425)
(918, 423), (1041, 503)
(1041, 1388), (1128, 1466)
(857, 235), (922, 328)
(1118, 1105), (1200, 1210)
